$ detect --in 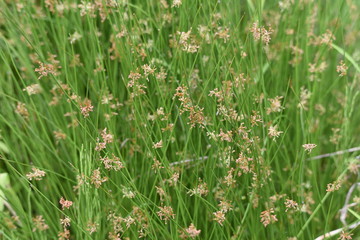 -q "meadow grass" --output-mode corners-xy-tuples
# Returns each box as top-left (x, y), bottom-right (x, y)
(0, 0), (360, 239)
